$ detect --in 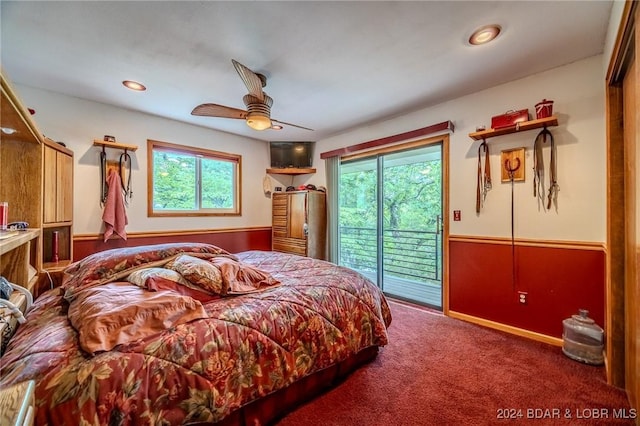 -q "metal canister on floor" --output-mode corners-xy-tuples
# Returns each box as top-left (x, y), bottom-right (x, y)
(562, 309), (604, 365)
